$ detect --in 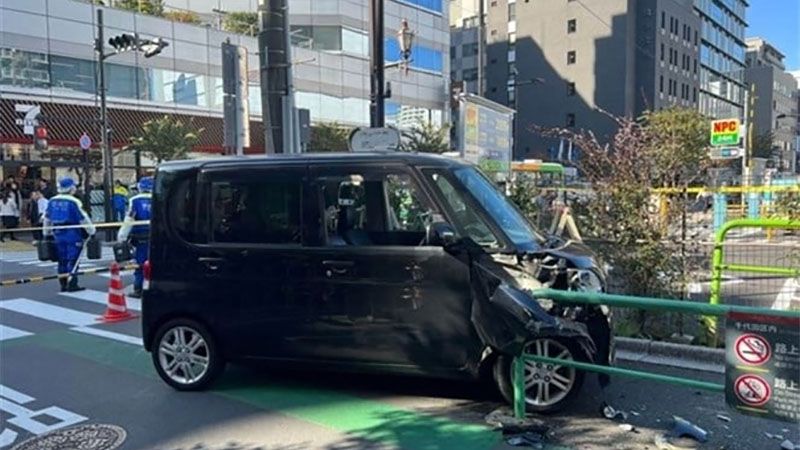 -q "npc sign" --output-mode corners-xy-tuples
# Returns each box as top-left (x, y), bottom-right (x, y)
(725, 312), (800, 422)
(710, 118), (740, 147)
